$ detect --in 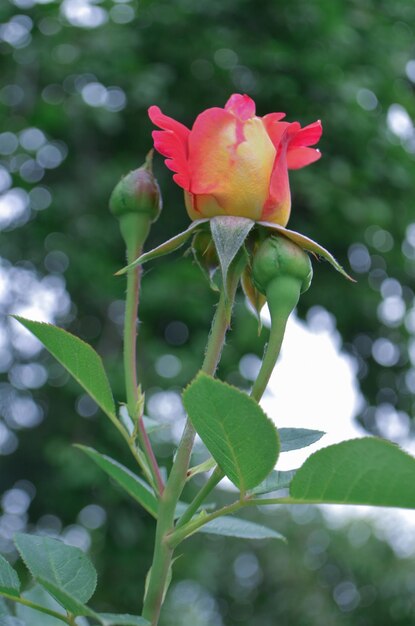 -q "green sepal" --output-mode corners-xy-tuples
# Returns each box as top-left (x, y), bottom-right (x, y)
(258, 221), (354, 281)
(241, 263), (266, 331)
(190, 231), (220, 292)
(116, 220), (208, 275)
(210, 216), (254, 299)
